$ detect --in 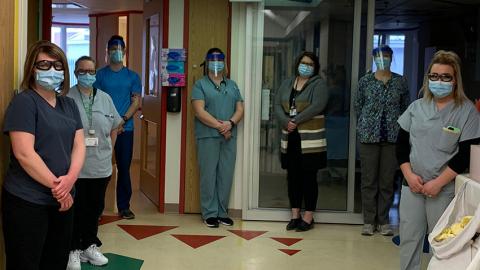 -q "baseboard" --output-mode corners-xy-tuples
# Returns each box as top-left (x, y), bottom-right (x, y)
(165, 203), (179, 213)
(228, 208), (242, 219)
